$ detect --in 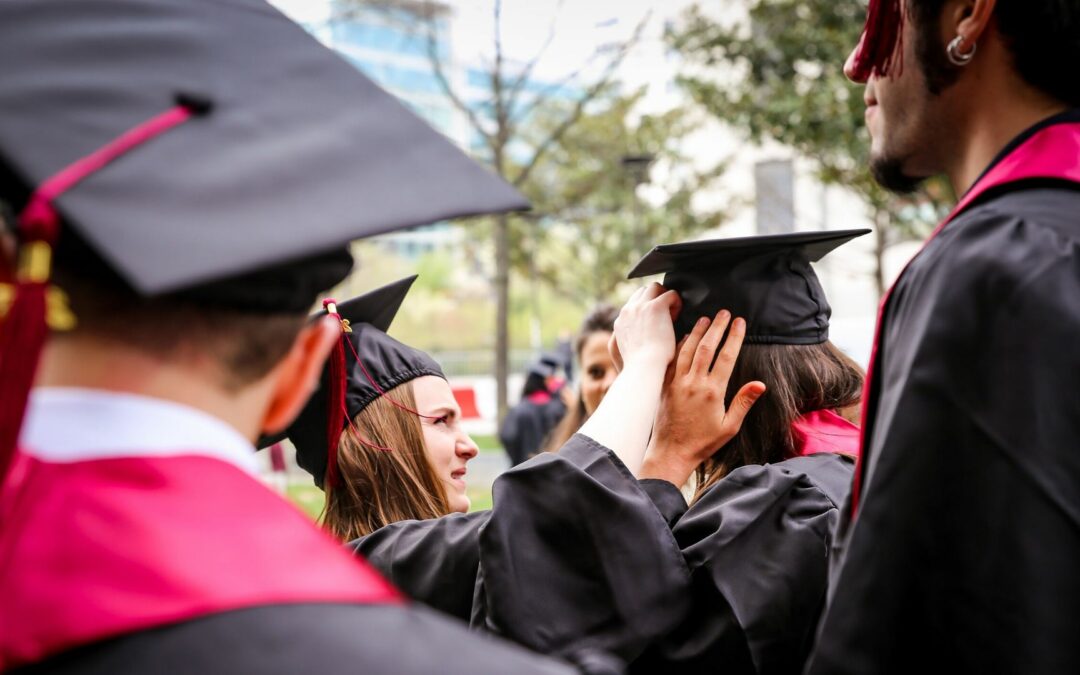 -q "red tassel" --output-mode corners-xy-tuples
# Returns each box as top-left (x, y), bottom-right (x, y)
(0, 194), (60, 481)
(324, 332), (347, 490)
(0, 276), (50, 480)
(321, 299), (401, 479)
(849, 0), (904, 81)
(0, 104), (198, 485)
